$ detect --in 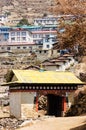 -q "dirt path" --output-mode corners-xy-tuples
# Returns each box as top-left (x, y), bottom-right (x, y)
(17, 116), (86, 130)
